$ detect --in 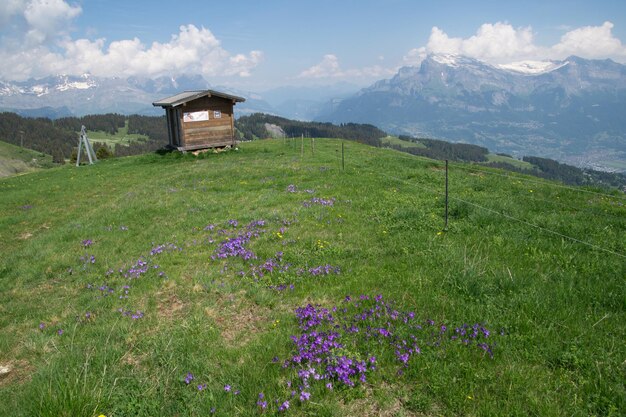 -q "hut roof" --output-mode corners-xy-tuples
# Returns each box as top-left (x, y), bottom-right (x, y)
(152, 89), (245, 108)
